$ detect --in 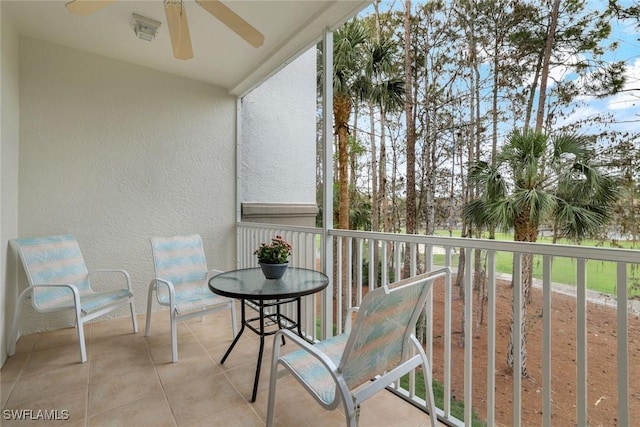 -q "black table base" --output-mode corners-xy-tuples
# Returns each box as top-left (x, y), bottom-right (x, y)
(220, 296), (302, 402)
